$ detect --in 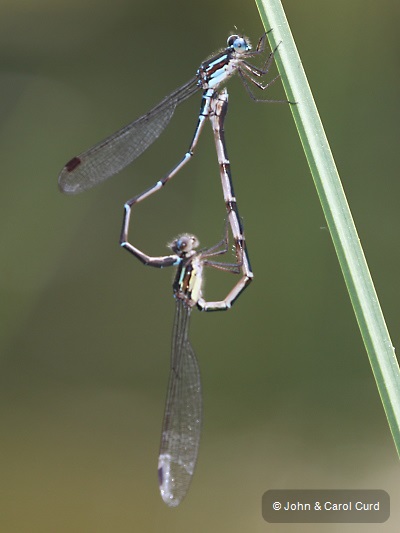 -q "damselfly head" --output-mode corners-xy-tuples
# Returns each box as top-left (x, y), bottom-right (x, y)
(226, 34), (251, 53)
(169, 234), (199, 255)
